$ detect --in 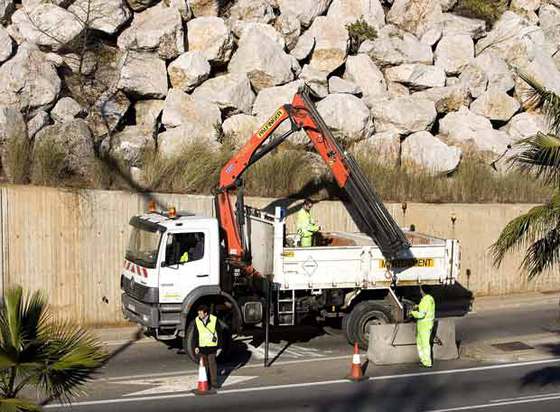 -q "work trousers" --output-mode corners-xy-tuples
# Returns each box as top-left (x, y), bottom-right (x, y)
(200, 352), (218, 388)
(416, 322), (433, 367)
